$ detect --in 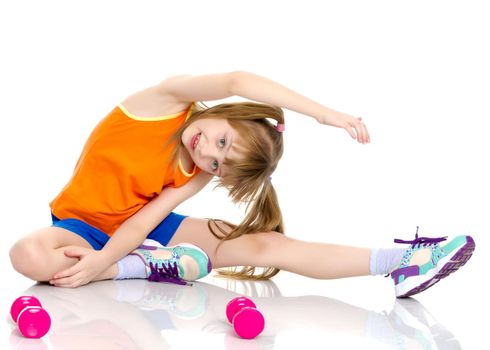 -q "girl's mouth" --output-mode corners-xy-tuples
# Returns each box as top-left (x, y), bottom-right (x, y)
(191, 133), (201, 151)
